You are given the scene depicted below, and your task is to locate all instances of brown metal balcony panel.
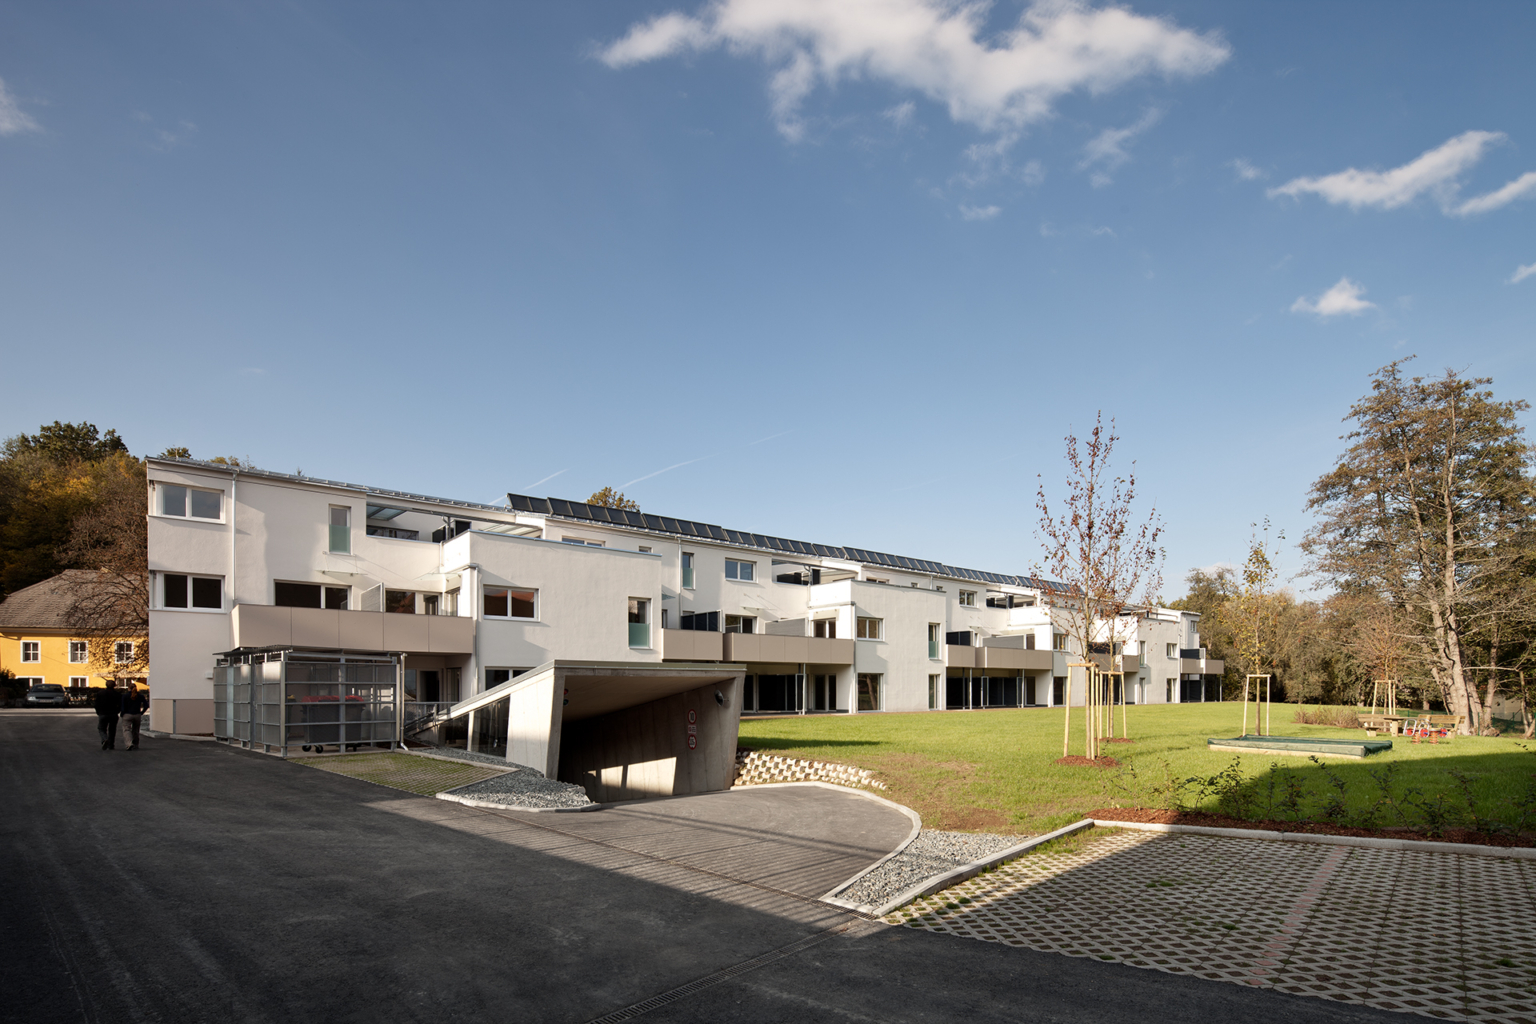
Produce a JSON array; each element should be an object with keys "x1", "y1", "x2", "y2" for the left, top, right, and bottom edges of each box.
[
  {"x1": 1181, "y1": 658, "x2": 1206, "y2": 674},
  {"x1": 230, "y1": 604, "x2": 470, "y2": 654},
  {"x1": 980, "y1": 647, "x2": 1054, "y2": 671},
  {"x1": 722, "y1": 632, "x2": 821, "y2": 664},
  {"x1": 805, "y1": 636, "x2": 854, "y2": 665},
  {"x1": 1204, "y1": 658, "x2": 1225, "y2": 674},
  {"x1": 427, "y1": 615, "x2": 475, "y2": 654},
  {"x1": 662, "y1": 628, "x2": 723, "y2": 662},
  {"x1": 946, "y1": 644, "x2": 976, "y2": 668}
]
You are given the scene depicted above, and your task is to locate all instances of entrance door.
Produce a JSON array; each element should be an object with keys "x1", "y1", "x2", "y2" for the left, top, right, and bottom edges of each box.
[{"x1": 419, "y1": 670, "x2": 441, "y2": 703}]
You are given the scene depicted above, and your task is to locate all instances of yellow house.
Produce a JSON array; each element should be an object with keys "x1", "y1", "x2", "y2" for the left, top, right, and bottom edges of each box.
[{"x1": 0, "y1": 571, "x2": 148, "y2": 697}]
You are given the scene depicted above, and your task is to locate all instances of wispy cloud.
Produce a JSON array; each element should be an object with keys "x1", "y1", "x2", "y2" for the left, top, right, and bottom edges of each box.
[
  {"x1": 619, "y1": 457, "x2": 708, "y2": 490},
  {"x1": 1079, "y1": 108, "x2": 1162, "y2": 185},
  {"x1": 1021, "y1": 159, "x2": 1045, "y2": 186},
  {"x1": 1229, "y1": 157, "x2": 1264, "y2": 181},
  {"x1": 1268, "y1": 130, "x2": 1536, "y2": 216},
  {"x1": 1291, "y1": 277, "x2": 1376, "y2": 317},
  {"x1": 959, "y1": 204, "x2": 1001, "y2": 221},
  {"x1": 598, "y1": 0, "x2": 1229, "y2": 143},
  {"x1": 747, "y1": 430, "x2": 792, "y2": 446},
  {"x1": 883, "y1": 101, "x2": 915, "y2": 129},
  {"x1": 526, "y1": 468, "x2": 568, "y2": 490},
  {"x1": 0, "y1": 76, "x2": 40, "y2": 135},
  {"x1": 1511, "y1": 262, "x2": 1536, "y2": 285},
  {"x1": 134, "y1": 111, "x2": 197, "y2": 151}
]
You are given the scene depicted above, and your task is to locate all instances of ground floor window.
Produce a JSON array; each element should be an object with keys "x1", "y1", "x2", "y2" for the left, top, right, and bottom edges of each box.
[
  {"x1": 856, "y1": 673, "x2": 882, "y2": 712},
  {"x1": 811, "y1": 674, "x2": 836, "y2": 711},
  {"x1": 928, "y1": 674, "x2": 939, "y2": 710},
  {"x1": 70, "y1": 675, "x2": 88, "y2": 687},
  {"x1": 1053, "y1": 676, "x2": 1066, "y2": 706}
]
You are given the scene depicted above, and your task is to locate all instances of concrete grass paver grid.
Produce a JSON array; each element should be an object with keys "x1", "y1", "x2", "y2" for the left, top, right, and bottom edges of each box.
[
  {"x1": 887, "y1": 830, "x2": 1536, "y2": 1023},
  {"x1": 293, "y1": 751, "x2": 509, "y2": 795}
]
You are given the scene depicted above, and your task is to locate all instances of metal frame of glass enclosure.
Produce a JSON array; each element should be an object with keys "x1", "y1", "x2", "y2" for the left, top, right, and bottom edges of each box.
[{"x1": 212, "y1": 647, "x2": 402, "y2": 757}]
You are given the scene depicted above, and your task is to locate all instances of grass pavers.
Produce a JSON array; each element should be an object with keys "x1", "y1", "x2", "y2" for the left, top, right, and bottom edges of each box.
[{"x1": 293, "y1": 751, "x2": 509, "y2": 796}]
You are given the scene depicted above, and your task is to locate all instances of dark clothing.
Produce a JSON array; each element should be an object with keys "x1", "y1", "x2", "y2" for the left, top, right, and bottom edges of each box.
[
  {"x1": 97, "y1": 714, "x2": 118, "y2": 749},
  {"x1": 121, "y1": 691, "x2": 149, "y2": 716},
  {"x1": 93, "y1": 688, "x2": 124, "y2": 716},
  {"x1": 120, "y1": 713, "x2": 142, "y2": 749}
]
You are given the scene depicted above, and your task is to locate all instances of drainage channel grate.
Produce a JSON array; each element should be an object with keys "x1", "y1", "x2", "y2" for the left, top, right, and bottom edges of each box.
[{"x1": 293, "y1": 752, "x2": 509, "y2": 796}]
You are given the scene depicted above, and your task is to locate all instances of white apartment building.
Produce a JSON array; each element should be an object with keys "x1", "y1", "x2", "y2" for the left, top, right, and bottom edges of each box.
[{"x1": 145, "y1": 457, "x2": 1222, "y2": 741}]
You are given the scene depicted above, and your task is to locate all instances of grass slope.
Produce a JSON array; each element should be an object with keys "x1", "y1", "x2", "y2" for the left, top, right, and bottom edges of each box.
[{"x1": 738, "y1": 703, "x2": 1536, "y2": 836}]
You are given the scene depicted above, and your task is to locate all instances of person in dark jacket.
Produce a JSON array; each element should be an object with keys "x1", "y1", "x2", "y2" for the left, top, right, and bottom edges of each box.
[
  {"x1": 120, "y1": 686, "x2": 149, "y2": 750},
  {"x1": 94, "y1": 680, "x2": 123, "y2": 750}
]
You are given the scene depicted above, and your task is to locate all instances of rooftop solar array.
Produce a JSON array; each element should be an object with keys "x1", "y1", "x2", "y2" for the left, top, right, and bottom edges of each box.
[{"x1": 504, "y1": 492, "x2": 1074, "y2": 595}]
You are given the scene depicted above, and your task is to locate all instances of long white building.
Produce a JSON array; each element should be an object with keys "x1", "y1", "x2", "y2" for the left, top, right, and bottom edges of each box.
[{"x1": 145, "y1": 457, "x2": 1223, "y2": 740}]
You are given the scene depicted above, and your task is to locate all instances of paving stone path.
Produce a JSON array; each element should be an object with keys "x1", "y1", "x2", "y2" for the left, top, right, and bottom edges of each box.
[{"x1": 888, "y1": 830, "x2": 1536, "y2": 1023}]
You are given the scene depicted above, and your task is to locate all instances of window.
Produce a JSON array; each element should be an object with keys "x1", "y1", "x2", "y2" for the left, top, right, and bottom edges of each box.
[
  {"x1": 1166, "y1": 679, "x2": 1175, "y2": 702},
  {"x1": 958, "y1": 590, "x2": 976, "y2": 606},
  {"x1": 856, "y1": 617, "x2": 882, "y2": 640},
  {"x1": 813, "y1": 618, "x2": 837, "y2": 639},
  {"x1": 638, "y1": 546, "x2": 651, "y2": 553},
  {"x1": 484, "y1": 587, "x2": 536, "y2": 619},
  {"x1": 857, "y1": 673, "x2": 882, "y2": 712},
  {"x1": 1054, "y1": 676, "x2": 1066, "y2": 705},
  {"x1": 724, "y1": 615, "x2": 756, "y2": 634},
  {"x1": 1053, "y1": 632, "x2": 1068, "y2": 652},
  {"x1": 21, "y1": 641, "x2": 39, "y2": 663},
  {"x1": 562, "y1": 537, "x2": 603, "y2": 547},
  {"x1": 274, "y1": 581, "x2": 349, "y2": 609},
  {"x1": 682, "y1": 552, "x2": 695, "y2": 589},
  {"x1": 928, "y1": 674, "x2": 940, "y2": 710},
  {"x1": 70, "y1": 676, "x2": 88, "y2": 688},
  {"x1": 385, "y1": 590, "x2": 416, "y2": 614},
  {"x1": 329, "y1": 506, "x2": 351, "y2": 554},
  {"x1": 725, "y1": 559, "x2": 755, "y2": 581},
  {"x1": 928, "y1": 624, "x2": 941, "y2": 659},
  {"x1": 115, "y1": 642, "x2": 135, "y2": 664},
  {"x1": 486, "y1": 669, "x2": 512, "y2": 689},
  {"x1": 423, "y1": 594, "x2": 439, "y2": 616},
  {"x1": 680, "y1": 610, "x2": 719, "y2": 632},
  {"x1": 1025, "y1": 633, "x2": 1036, "y2": 651},
  {"x1": 628, "y1": 598, "x2": 650, "y2": 648},
  {"x1": 660, "y1": 609, "x2": 668, "y2": 629},
  {"x1": 867, "y1": 577, "x2": 888, "y2": 585},
  {"x1": 1166, "y1": 643, "x2": 1177, "y2": 659},
  {"x1": 161, "y1": 484, "x2": 222, "y2": 520},
  {"x1": 162, "y1": 573, "x2": 223, "y2": 610},
  {"x1": 444, "y1": 589, "x2": 459, "y2": 616},
  {"x1": 69, "y1": 641, "x2": 87, "y2": 664}
]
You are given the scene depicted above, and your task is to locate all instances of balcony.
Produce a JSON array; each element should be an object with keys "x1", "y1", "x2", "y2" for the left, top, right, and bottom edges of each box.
[
  {"x1": 977, "y1": 646, "x2": 1054, "y2": 671},
  {"x1": 724, "y1": 633, "x2": 854, "y2": 665},
  {"x1": 661, "y1": 629, "x2": 724, "y2": 662},
  {"x1": 231, "y1": 604, "x2": 474, "y2": 654}
]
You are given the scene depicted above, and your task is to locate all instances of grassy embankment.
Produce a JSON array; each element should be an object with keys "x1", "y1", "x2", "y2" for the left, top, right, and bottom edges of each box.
[{"x1": 737, "y1": 703, "x2": 1535, "y2": 836}]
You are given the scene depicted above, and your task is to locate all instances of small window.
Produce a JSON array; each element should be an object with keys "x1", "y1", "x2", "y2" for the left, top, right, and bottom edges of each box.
[
  {"x1": 928, "y1": 624, "x2": 941, "y2": 659},
  {"x1": 628, "y1": 598, "x2": 650, "y2": 649},
  {"x1": 163, "y1": 573, "x2": 223, "y2": 610},
  {"x1": 70, "y1": 676, "x2": 88, "y2": 687},
  {"x1": 1167, "y1": 643, "x2": 1177, "y2": 659},
  {"x1": 958, "y1": 590, "x2": 976, "y2": 606},
  {"x1": 928, "y1": 674, "x2": 940, "y2": 710},
  {"x1": 682, "y1": 552, "x2": 695, "y2": 589},
  {"x1": 324, "y1": 586, "x2": 348, "y2": 610},
  {"x1": 725, "y1": 559, "x2": 755, "y2": 581},
  {"x1": 69, "y1": 641, "x2": 87, "y2": 663},
  {"x1": 484, "y1": 587, "x2": 536, "y2": 619},
  {"x1": 1026, "y1": 633, "x2": 1036, "y2": 650},
  {"x1": 856, "y1": 617, "x2": 882, "y2": 640},
  {"x1": 867, "y1": 577, "x2": 888, "y2": 585},
  {"x1": 638, "y1": 546, "x2": 652, "y2": 553},
  {"x1": 423, "y1": 594, "x2": 439, "y2": 616},
  {"x1": 329, "y1": 506, "x2": 351, "y2": 554},
  {"x1": 1053, "y1": 632, "x2": 1068, "y2": 652},
  {"x1": 21, "y1": 641, "x2": 40, "y2": 663},
  {"x1": 385, "y1": 590, "x2": 416, "y2": 614},
  {"x1": 486, "y1": 668, "x2": 511, "y2": 690},
  {"x1": 115, "y1": 642, "x2": 135, "y2": 664},
  {"x1": 1166, "y1": 679, "x2": 1175, "y2": 702},
  {"x1": 724, "y1": 615, "x2": 756, "y2": 634},
  {"x1": 161, "y1": 484, "x2": 222, "y2": 520},
  {"x1": 813, "y1": 619, "x2": 837, "y2": 639},
  {"x1": 563, "y1": 537, "x2": 603, "y2": 547},
  {"x1": 857, "y1": 673, "x2": 882, "y2": 711},
  {"x1": 443, "y1": 589, "x2": 459, "y2": 616}
]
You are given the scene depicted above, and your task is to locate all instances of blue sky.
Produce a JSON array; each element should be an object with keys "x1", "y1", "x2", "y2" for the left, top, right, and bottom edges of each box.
[{"x1": 2, "y1": 2, "x2": 1533, "y2": 596}]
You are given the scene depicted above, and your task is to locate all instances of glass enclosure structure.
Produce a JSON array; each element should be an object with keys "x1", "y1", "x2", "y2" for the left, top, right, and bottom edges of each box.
[{"x1": 213, "y1": 647, "x2": 401, "y2": 756}]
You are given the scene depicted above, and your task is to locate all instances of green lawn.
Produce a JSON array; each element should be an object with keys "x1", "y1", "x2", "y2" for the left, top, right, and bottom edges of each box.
[{"x1": 737, "y1": 703, "x2": 1536, "y2": 837}]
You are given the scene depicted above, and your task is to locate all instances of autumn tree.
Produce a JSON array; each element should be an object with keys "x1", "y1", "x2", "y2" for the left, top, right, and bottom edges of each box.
[
  {"x1": 1303, "y1": 360, "x2": 1536, "y2": 735},
  {"x1": 58, "y1": 457, "x2": 150, "y2": 675},
  {"x1": 1036, "y1": 413, "x2": 1163, "y2": 759},
  {"x1": 588, "y1": 487, "x2": 640, "y2": 511}
]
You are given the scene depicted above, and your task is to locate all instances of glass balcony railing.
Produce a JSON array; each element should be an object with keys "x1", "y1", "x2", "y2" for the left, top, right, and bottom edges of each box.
[
  {"x1": 628, "y1": 623, "x2": 650, "y2": 649},
  {"x1": 682, "y1": 566, "x2": 694, "y2": 589},
  {"x1": 928, "y1": 640, "x2": 940, "y2": 659},
  {"x1": 328, "y1": 524, "x2": 350, "y2": 554}
]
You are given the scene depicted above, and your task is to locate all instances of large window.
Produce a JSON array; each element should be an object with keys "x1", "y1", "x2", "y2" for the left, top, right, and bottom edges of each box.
[
  {"x1": 115, "y1": 642, "x2": 135, "y2": 665},
  {"x1": 628, "y1": 598, "x2": 650, "y2": 648},
  {"x1": 857, "y1": 673, "x2": 882, "y2": 712},
  {"x1": 958, "y1": 590, "x2": 976, "y2": 607},
  {"x1": 21, "y1": 641, "x2": 39, "y2": 663},
  {"x1": 813, "y1": 618, "x2": 837, "y2": 639},
  {"x1": 160, "y1": 484, "x2": 222, "y2": 521},
  {"x1": 725, "y1": 559, "x2": 754, "y2": 582},
  {"x1": 484, "y1": 587, "x2": 536, "y2": 619},
  {"x1": 274, "y1": 581, "x2": 349, "y2": 609},
  {"x1": 682, "y1": 552, "x2": 695, "y2": 589},
  {"x1": 928, "y1": 623, "x2": 941, "y2": 659},
  {"x1": 329, "y1": 506, "x2": 351, "y2": 554},
  {"x1": 69, "y1": 641, "x2": 87, "y2": 663},
  {"x1": 856, "y1": 616, "x2": 882, "y2": 640},
  {"x1": 163, "y1": 573, "x2": 223, "y2": 610},
  {"x1": 724, "y1": 615, "x2": 755, "y2": 634},
  {"x1": 385, "y1": 590, "x2": 416, "y2": 614}
]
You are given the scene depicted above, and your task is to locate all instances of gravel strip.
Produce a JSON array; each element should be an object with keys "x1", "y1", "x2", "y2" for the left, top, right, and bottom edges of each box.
[
  {"x1": 837, "y1": 830, "x2": 1025, "y2": 908},
  {"x1": 422, "y1": 747, "x2": 595, "y2": 809}
]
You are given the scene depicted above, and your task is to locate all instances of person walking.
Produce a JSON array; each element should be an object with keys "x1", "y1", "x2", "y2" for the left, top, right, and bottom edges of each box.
[
  {"x1": 94, "y1": 679, "x2": 123, "y2": 750},
  {"x1": 120, "y1": 685, "x2": 148, "y2": 750}
]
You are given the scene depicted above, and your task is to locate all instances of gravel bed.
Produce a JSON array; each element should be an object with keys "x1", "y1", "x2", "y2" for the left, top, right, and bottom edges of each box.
[
  {"x1": 420, "y1": 748, "x2": 594, "y2": 809},
  {"x1": 836, "y1": 830, "x2": 1025, "y2": 909}
]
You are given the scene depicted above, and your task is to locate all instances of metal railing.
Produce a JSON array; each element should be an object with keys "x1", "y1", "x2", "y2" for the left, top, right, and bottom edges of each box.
[{"x1": 403, "y1": 701, "x2": 457, "y2": 734}]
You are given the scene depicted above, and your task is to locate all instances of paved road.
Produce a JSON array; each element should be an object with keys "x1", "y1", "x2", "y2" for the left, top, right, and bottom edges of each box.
[{"x1": 2, "y1": 712, "x2": 1402, "y2": 1024}]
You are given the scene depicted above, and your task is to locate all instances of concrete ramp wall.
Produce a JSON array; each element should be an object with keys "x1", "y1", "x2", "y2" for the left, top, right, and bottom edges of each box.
[
  {"x1": 505, "y1": 667, "x2": 562, "y2": 778},
  {"x1": 558, "y1": 677, "x2": 743, "y2": 803}
]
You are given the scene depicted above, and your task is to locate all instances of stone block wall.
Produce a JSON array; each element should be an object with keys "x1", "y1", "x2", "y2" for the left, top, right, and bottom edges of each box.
[{"x1": 732, "y1": 749, "x2": 887, "y2": 791}]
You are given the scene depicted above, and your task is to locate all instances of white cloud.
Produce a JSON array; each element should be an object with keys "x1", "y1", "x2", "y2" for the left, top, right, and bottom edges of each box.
[
  {"x1": 1511, "y1": 262, "x2": 1536, "y2": 284},
  {"x1": 959, "y1": 204, "x2": 1001, "y2": 221},
  {"x1": 1021, "y1": 159, "x2": 1045, "y2": 186},
  {"x1": 1229, "y1": 157, "x2": 1264, "y2": 181},
  {"x1": 0, "y1": 76, "x2": 40, "y2": 135},
  {"x1": 1454, "y1": 170, "x2": 1536, "y2": 216},
  {"x1": 883, "y1": 100, "x2": 916, "y2": 128},
  {"x1": 599, "y1": 0, "x2": 1230, "y2": 142},
  {"x1": 1290, "y1": 277, "x2": 1376, "y2": 317},
  {"x1": 1080, "y1": 108, "x2": 1162, "y2": 181},
  {"x1": 1268, "y1": 130, "x2": 1508, "y2": 211}
]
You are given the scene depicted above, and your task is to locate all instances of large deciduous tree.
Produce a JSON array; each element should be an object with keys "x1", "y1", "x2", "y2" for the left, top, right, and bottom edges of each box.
[{"x1": 1303, "y1": 360, "x2": 1535, "y2": 735}]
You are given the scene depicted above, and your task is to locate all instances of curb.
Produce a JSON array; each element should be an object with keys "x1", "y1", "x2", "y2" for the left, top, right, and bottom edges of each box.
[
  {"x1": 142, "y1": 729, "x2": 215, "y2": 742},
  {"x1": 869, "y1": 819, "x2": 1097, "y2": 918},
  {"x1": 1091, "y1": 819, "x2": 1536, "y2": 860},
  {"x1": 435, "y1": 791, "x2": 601, "y2": 813}
]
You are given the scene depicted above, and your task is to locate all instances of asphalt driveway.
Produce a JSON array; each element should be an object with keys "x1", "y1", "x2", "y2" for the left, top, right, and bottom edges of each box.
[{"x1": 1, "y1": 711, "x2": 1403, "y2": 1024}]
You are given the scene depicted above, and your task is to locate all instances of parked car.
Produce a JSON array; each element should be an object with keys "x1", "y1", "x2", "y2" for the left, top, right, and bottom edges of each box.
[{"x1": 25, "y1": 683, "x2": 69, "y2": 708}]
